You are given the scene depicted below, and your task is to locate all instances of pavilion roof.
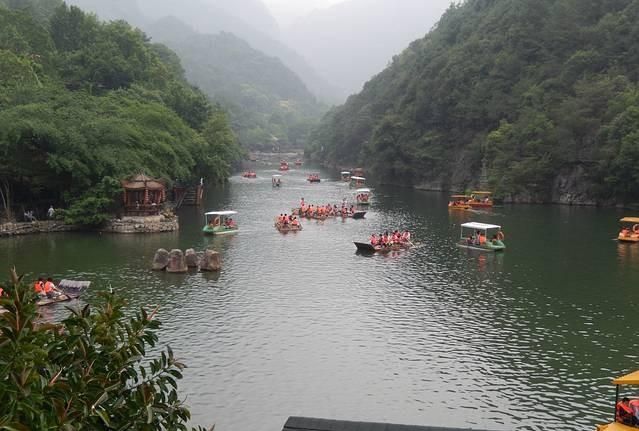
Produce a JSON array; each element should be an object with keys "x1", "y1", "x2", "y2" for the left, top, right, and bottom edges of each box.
[{"x1": 122, "y1": 174, "x2": 165, "y2": 190}]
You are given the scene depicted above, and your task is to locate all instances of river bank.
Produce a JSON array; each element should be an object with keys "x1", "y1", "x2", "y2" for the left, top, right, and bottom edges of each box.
[{"x1": 0, "y1": 215, "x2": 179, "y2": 237}]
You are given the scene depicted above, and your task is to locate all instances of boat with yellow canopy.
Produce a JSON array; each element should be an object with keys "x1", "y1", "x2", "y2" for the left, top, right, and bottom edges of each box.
[
  {"x1": 596, "y1": 370, "x2": 639, "y2": 430},
  {"x1": 618, "y1": 218, "x2": 639, "y2": 243},
  {"x1": 448, "y1": 195, "x2": 471, "y2": 210},
  {"x1": 469, "y1": 191, "x2": 494, "y2": 208}
]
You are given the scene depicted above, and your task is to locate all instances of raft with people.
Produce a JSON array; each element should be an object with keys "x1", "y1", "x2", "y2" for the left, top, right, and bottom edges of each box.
[
  {"x1": 618, "y1": 217, "x2": 639, "y2": 243},
  {"x1": 33, "y1": 278, "x2": 90, "y2": 306},
  {"x1": 242, "y1": 171, "x2": 257, "y2": 178},
  {"x1": 307, "y1": 174, "x2": 321, "y2": 183},
  {"x1": 355, "y1": 230, "x2": 414, "y2": 254},
  {"x1": 274, "y1": 214, "x2": 302, "y2": 233},
  {"x1": 293, "y1": 199, "x2": 366, "y2": 220},
  {"x1": 279, "y1": 160, "x2": 290, "y2": 171}
]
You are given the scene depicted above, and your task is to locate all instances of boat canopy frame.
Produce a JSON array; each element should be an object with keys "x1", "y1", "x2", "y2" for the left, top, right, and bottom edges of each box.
[
  {"x1": 460, "y1": 222, "x2": 501, "y2": 231},
  {"x1": 350, "y1": 176, "x2": 366, "y2": 181},
  {"x1": 356, "y1": 188, "x2": 371, "y2": 194},
  {"x1": 620, "y1": 217, "x2": 639, "y2": 224}
]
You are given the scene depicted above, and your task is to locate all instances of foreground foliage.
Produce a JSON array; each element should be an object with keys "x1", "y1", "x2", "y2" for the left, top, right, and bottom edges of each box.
[
  {"x1": 0, "y1": 268, "x2": 210, "y2": 430},
  {"x1": 0, "y1": 1, "x2": 242, "y2": 223},
  {"x1": 308, "y1": 0, "x2": 639, "y2": 204}
]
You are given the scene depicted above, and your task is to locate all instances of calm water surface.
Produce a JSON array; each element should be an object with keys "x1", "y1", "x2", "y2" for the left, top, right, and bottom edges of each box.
[{"x1": 2, "y1": 166, "x2": 639, "y2": 431}]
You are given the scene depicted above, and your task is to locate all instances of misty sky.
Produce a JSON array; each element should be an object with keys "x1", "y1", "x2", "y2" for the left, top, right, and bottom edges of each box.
[{"x1": 262, "y1": 0, "x2": 344, "y2": 27}]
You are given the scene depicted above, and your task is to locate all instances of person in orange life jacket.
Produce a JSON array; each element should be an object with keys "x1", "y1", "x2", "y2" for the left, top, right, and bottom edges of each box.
[
  {"x1": 44, "y1": 277, "x2": 61, "y2": 299},
  {"x1": 617, "y1": 397, "x2": 635, "y2": 425},
  {"x1": 34, "y1": 277, "x2": 45, "y2": 296}
]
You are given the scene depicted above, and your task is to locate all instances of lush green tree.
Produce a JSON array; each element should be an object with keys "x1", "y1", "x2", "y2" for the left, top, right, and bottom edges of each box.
[{"x1": 0, "y1": 268, "x2": 211, "y2": 430}]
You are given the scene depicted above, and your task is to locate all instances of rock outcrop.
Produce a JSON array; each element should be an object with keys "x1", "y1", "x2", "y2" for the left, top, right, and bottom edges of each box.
[
  {"x1": 166, "y1": 249, "x2": 188, "y2": 273},
  {"x1": 152, "y1": 248, "x2": 170, "y2": 271},
  {"x1": 200, "y1": 250, "x2": 222, "y2": 272},
  {"x1": 185, "y1": 248, "x2": 199, "y2": 268}
]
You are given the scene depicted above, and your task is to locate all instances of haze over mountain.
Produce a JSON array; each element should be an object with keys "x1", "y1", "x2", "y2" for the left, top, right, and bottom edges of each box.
[{"x1": 284, "y1": 0, "x2": 451, "y2": 99}]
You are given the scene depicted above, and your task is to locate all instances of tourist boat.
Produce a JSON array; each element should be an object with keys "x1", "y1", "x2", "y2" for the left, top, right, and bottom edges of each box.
[
  {"x1": 458, "y1": 222, "x2": 506, "y2": 252},
  {"x1": 202, "y1": 211, "x2": 239, "y2": 235},
  {"x1": 307, "y1": 174, "x2": 321, "y2": 183},
  {"x1": 274, "y1": 218, "x2": 302, "y2": 233},
  {"x1": 350, "y1": 176, "x2": 366, "y2": 188},
  {"x1": 341, "y1": 171, "x2": 351, "y2": 182},
  {"x1": 292, "y1": 208, "x2": 366, "y2": 220},
  {"x1": 242, "y1": 171, "x2": 257, "y2": 178},
  {"x1": 595, "y1": 370, "x2": 639, "y2": 431},
  {"x1": 448, "y1": 195, "x2": 471, "y2": 210},
  {"x1": 468, "y1": 191, "x2": 494, "y2": 208},
  {"x1": 279, "y1": 160, "x2": 290, "y2": 171},
  {"x1": 354, "y1": 241, "x2": 412, "y2": 254},
  {"x1": 618, "y1": 217, "x2": 639, "y2": 242},
  {"x1": 272, "y1": 174, "x2": 283, "y2": 187},
  {"x1": 356, "y1": 188, "x2": 372, "y2": 205},
  {"x1": 295, "y1": 159, "x2": 303, "y2": 166},
  {"x1": 36, "y1": 280, "x2": 90, "y2": 307}
]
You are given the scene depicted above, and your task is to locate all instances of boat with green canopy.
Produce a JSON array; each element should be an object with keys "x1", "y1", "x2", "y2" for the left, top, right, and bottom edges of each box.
[
  {"x1": 458, "y1": 222, "x2": 505, "y2": 252},
  {"x1": 202, "y1": 211, "x2": 239, "y2": 235}
]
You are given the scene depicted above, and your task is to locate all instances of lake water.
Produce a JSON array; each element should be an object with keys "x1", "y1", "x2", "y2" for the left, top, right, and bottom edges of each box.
[{"x1": 2, "y1": 166, "x2": 639, "y2": 431}]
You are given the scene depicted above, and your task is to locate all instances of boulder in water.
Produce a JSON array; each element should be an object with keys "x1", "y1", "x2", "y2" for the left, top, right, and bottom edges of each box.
[
  {"x1": 152, "y1": 248, "x2": 170, "y2": 271},
  {"x1": 185, "y1": 248, "x2": 198, "y2": 268},
  {"x1": 200, "y1": 249, "x2": 221, "y2": 272},
  {"x1": 166, "y1": 249, "x2": 188, "y2": 273}
]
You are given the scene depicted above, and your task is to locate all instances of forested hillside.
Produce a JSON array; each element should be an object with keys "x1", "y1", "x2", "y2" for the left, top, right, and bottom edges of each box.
[
  {"x1": 0, "y1": 1, "x2": 242, "y2": 224},
  {"x1": 145, "y1": 17, "x2": 324, "y2": 150},
  {"x1": 308, "y1": 0, "x2": 639, "y2": 205}
]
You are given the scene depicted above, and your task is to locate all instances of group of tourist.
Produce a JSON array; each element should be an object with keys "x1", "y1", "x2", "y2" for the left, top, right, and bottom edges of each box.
[
  {"x1": 356, "y1": 193, "x2": 369, "y2": 203},
  {"x1": 275, "y1": 214, "x2": 301, "y2": 228},
  {"x1": 307, "y1": 174, "x2": 321, "y2": 182},
  {"x1": 370, "y1": 231, "x2": 412, "y2": 248},
  {"x1": 463, "y1": 230, "x2": 504, "y2": 246},
  {"x1": 208, "y1": 217, "x2": 237, "y2": 229},
  {"x1": 33, "y1": 277, "x2": 62, "y2": 299},
  {"x1": 297, "y1": 198, "x2": 356, "y2": 218}
]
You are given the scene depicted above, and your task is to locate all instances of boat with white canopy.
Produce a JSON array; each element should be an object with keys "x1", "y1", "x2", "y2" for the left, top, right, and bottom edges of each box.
[
  {"x1": 458, "y1": 222, "x2": 505, "y2": 251},
  {"x1": 202, "y1": 211, "x2": 239, "y2": 235}
]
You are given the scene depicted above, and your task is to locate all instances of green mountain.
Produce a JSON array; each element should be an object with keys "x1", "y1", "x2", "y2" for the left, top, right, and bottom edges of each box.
[
  {"x1": 145, "y1": 17, "x2": 325, "y2": 150},
  {"x1": 308, "y1": 0, "x2": 639, "y2": 205},
  {"x1": 0, "y1": 1, "x2": 241, "y2": 224}
]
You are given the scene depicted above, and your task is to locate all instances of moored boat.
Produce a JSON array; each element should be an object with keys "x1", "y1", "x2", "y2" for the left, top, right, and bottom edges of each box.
[
  {"x1": 356, "y1": 188, "x2": 372, "y2": 205},
  {"x1": 595, "y1": 370, "x2": 639, "y2": 431},
  {"x1": 458, "y1": 222, "x2": 505, "y2": 251},
  {"x1": 202, "y1": 211, "x2": 239, "y2": 235},
  {"x1": 618, "y1": 217, "x2": 639, "y2": 242},
  {"x1": 468, "y1": 191, "x2": 494, "y2": 208}
]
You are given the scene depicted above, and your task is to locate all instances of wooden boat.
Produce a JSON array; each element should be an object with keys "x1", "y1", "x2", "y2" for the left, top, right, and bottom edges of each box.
[
  {"x1": 618, "y1": 217, "x2": 639, "y2": 242},
  {"x1": 448, "y1": 194, "x2": 471, "y2": 210},
  {"x1": 356, "y1": 188, "x2": 372, "y2": 205},
  {"x1": 36, "y1": 280, "x2": 90, "y2": 307},
  {"x1": 202, "y1": 211, "x2": 239, "y2": 235},
  {"x1": 279, "y1": 160, "x2": 290, "y2": 171},
  {"x1": 272, "y1": 174, "x2": 283, "y2": 187},
  {"x1": 458, "y1": 222, "x2": 505, "y2": 252},
  {"x1": 274, "y1": 218, "x2": 302, "y2": 233},
  {"x1": 307, "y1": 174, "x2": 321, "y2": 183},
  {"x1": 292, "y1": 208, "x2": 366, "y2": 219},
  {"x1": 596, "y1": 370, "x2": 639, "y2": 431},
  {"x1": 341, "y1": 171, "x2": 351, "y2": 182},
  {"x1": 354, "y1": 241, "x2": 412, "y2": 254},
  {"x1": 350, "y1": 176, "x2": 366, "y2": 188},
  {"x1": 468, "y1": 191, "x2": 494, "y2": 208},
  {"x1": 242, "y1": 171, "x2": 257, "y2": 178}
]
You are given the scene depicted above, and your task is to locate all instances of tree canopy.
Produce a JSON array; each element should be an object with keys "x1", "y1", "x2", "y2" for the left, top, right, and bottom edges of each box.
[
  {"x1": 308, "y1": 0, "x2": 639, "y2": 204},
  {"x1": 0, "y1": 2, "x2": 242, "y2": 223}
]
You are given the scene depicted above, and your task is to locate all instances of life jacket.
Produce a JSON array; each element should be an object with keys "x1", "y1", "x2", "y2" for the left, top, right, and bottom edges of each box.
[
  {"x1": 44, "y1": 281, "x2": 55, "y2": 293},
  {"x1": 34, "y1": 281, "x2": 44, "y2": 294}
]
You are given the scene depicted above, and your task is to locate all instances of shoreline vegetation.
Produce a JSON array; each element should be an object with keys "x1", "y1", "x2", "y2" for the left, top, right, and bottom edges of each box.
[
  {"x1": 0, "y1": 268, "x2": 211, "y2": 430},
  {"x1": 0, "y1": 1, "x2": 242, "y2": 227}
]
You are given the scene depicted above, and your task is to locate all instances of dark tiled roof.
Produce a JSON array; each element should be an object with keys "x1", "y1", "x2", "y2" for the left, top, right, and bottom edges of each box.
[{"x1": 283, "y1": 417, "x2": 502, "y2": 431}]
